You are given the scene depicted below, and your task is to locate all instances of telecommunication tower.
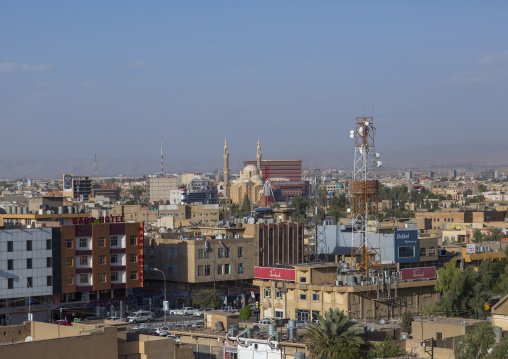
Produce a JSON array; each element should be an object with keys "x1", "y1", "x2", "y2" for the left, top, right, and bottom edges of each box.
[
  {"x1": 349, "y1": 117, "x2": 382, "y2": 272},
  {"x1": 309, "y1": 169, "x2": 327, "y2": 263},
  {"x1": 161, "y1": 141, "x2": 164, "y2": 176},
  {"x1": 94, "y1": 154, "x2": 99, "y2": 182},
  {"x1": 258, "y1": 166, "x2": 277, "y2": 208}
]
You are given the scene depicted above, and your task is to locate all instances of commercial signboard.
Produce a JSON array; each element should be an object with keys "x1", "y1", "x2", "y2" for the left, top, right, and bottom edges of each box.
[
  {"x1": 63, "y1": 174, "x2": 73, "y2": 193},
  {"x1": 466, "y1": 244, "x2": 476, "y2": 254},
  {"x1": 401, "y1": 266, "x2": 436, "y2": 281},
  {"x1": 394, "y1": 230, "x2": 419, "y2": 264},
  {"x1": 254, "y1": 267, "x2": 295, "y2": 281}
]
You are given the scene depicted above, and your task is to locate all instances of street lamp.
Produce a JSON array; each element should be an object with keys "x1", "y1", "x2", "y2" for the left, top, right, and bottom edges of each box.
[
  {"x1": 18, "y1": 276, "x2": 32, "y2": 321},
  {"x1": 153, "y1": 268, "x2": 167, "y2": 324}
]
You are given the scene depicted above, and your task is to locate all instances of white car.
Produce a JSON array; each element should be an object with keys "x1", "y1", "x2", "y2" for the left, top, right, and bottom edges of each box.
[
  {"x1": 154, "y1": 328, "x2": 169, "y2": 336},
  {"x1": 194, "y1": 307, "x2": 214, "y2": 317},
  {"x1": 169, "y1": 308, "x2": 183, "y2": 315},
  {"x1": 127, "y1": 310, "x2": 155, "y2": 324},
  {"x1": 256, "y1": 318, "x2": 274, "y2": 325},
  {"x1": 182, "y1": 307, "x2": 198, "y2": 316},
  {"x1": 167, "y1": 334, "x2": 180, "y2": 343}
]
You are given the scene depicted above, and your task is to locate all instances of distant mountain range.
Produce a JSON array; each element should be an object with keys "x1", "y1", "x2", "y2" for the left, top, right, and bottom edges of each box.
[{"x1": 1, "y1": 141, "x2": 507, "y2": 179}]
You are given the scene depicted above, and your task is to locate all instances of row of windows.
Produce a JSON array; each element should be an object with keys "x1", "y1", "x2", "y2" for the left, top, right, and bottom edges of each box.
[
  {"x1": 5, "y1": 257, "x2": 52, "y2": 270},
  {"x1": 197, "y1": 247, "x2": 244, "y2": 259},
  {"x1": 7, "y1": 276, "x2": 52, "y2": 289},
  {"x1": 65, "y1": 270, "x2": 138, "y2": 285},
  {"x1": 197, "y1": 263, "x2": 244, "y2": 276},
  {"x1": 420, "y1": 247, "x2": 436, "y2": 256},
  {"x1": 6, "y1": 239, "x2": 52, "y2": 252},
  {"x1": 263, "y1": 289, "x2": 319, "y2": 301},
  {"x1": 66, "y1": 254, "x2": 138, "y2": 267},
  {"x1": 64, "y1": 235, "x2": 137, "y2": 249}
]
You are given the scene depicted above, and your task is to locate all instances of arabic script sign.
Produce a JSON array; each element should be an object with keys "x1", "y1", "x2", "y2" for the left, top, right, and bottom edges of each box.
[
  {"x1": 401, "y1": 266, "x2": 436, "y2": 281},
  {"x1": 254, "y1": 267, "x2": 295, "y2": 281}
]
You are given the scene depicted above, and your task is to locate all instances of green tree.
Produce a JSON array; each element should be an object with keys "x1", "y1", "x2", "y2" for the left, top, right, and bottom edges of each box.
[
  {"x1": 463, "y1": 189, "x2": 473, "y2": 197},
  {"x1": 302, "y1": 308, "x2": 365, "y2": 359},
  {"x1": 239, "y1": 305, "x2": 252, "y2": 321},
  {"x1": 435, "y1": 259, "x2": 460, "y2": 294},
  {"x1": 241, "y1": 194, "x2": 251, "y2": 213},
  {"x1": 367, "y1": 337, "x2": 406, "y2": 359},
  {"x1": 401, "y1": 311, "x2": 413, "y2": 334},
  {"x1": 129, "y1": 185, "x2": 146, "y2": 203},
  {"x1": 478, "y1": 184, "x2": 487, "y2": 193},
  {"x1": 473, "y1": 229, "x2": 484, "y2": 243},
  {"x1": 485, "y1": 227, "x2": 503, "y2": 242},
  {"x1": 289, "y1": 195, "x2": 309, "y2": 223},
  {"x1": 192, "y1": 289, "x2": 222, "y2": 309},
  {"x1": 454, "y1": 322, "x2": 495, "y2": 359}
]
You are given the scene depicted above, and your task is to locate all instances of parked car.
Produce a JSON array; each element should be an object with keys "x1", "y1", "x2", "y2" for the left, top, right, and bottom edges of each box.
[
  {"x1": 256, "y1": 318, "x2": 274, "y2": 325},
  {"x1": 106, "y1": 316, "x2": 126, "y2": 322},
  {"x1": 222, "y1": 306, "x2": 235, "y2": 313},
  {"x1": 169, "y1": 308, "x2": 183, "y2": 315},
  {"x1": 194, "y1": 307, "x2": 214, "y2": 317},
  {"x1": 167, "y1": 334, "x2": 181, "y2": 344},
  {"x1": 295, "y1": 320, "x2": 308, "y2": 327},
  {"x1": 56, "y1": 319, "x2": 72, "y2": 326},
  {"x1": 127, "y1": 310, "x2": 155, "y2": 324},
  {"x1": 154, "y1": 328, "x2": 169, "y2": 336},
  {"x1": 182, "y1": 307, "x2": 198, "y2": 316}
]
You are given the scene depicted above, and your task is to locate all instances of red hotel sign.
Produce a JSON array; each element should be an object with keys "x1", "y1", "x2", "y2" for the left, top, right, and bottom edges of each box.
[
  {"x1": 255, "y1": 267, "x2": 295, "y2": 281},
  {"x1": 72, "y1": 216, "x2": 124, "y2": 225},
  {"x1": 401, "y1": 266, "x2": 436, "y2": 281}
]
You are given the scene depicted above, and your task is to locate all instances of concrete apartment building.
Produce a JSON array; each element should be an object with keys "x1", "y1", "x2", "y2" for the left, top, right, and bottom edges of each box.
[
  {"x1": 158, "y1": 203, "x2": 220, "y2": 227},
  {"x1": 253, "y1": 264, "x2": 439, "y2": 322},
  {"x1": 147, "y1": 175, "x2": 179, "y2": 202},
  {"x1": 415, "y1": 209, "x2": 507, "y2": 231}
]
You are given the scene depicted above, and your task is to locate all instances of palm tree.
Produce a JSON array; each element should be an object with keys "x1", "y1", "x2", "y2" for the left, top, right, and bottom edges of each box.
[{"x1": 302, "y1": 308, "x2": 365, "y2": 359}]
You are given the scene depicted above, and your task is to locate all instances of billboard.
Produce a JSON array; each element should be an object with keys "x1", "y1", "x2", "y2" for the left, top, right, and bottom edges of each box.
[
  {"x1": 401, "y1": 266, "x2": 436, "y2": 281},
  {"x1": 254, "y1": 267, "x2": 295, "y2": 281},
  {"x1": 394, "y1": 230, "x2": 419, "y2": 264},
  {"x1": 63, "y1": 174, "x2": 73, "y2": 193},
  {"x1": 466, "y1": 244, "x2": 476, "y2": 254}
]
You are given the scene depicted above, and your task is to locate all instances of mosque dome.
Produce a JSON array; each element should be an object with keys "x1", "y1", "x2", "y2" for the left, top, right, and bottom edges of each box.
[
  {"x1": 336, "y1": 182, "x2": 344, "y2": 189},
  {"x1": 243, "y1": 164, "x2": 259, "y2": 174}
]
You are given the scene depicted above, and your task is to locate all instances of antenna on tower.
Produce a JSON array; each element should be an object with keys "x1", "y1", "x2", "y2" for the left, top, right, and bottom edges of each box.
[
  {"x1": 94, "y1": 154, "x2": 99, "y2": 182},
  {"x1": 349, "y1": 116, "x2": 382, "y2": 272},
  {"x1": 258, "y1": 166, "x2": 277, "y2": 208},
  {"x1": 309, "y1": 169, "x2": 327, "y2": 263},
  {"x1": 161, "y1": 141, "x2": 164, "y2": 176}
]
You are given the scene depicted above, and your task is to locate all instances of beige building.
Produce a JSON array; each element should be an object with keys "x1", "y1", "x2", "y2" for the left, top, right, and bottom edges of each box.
[
  {"x1": 0, "y1": 320, "x2": 193, "y2": 359},
  {"x1": 158, "y1": 204, "x2": 220, "y2": 227},
  {"x1": 253, "y1": 264, "x2": 439, "y2": 322},
  {"x1": 147, "y1": 176, "x2": 179, "y2": 202},
  {"x1": 492, "y1": 293, "x2": 508, "y2": 331}
]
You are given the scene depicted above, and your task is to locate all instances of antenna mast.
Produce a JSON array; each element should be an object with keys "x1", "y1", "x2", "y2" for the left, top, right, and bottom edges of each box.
[
  {"x1": 349, "y1": 117, "x2": 382, "y2": 272},
  {"x1": 309, "y1": 169, "x2": 327, "y2": 263},
  {"x1": 94, "y1": 154, "x2": 99, "y2": 182},
  {"x1": 161, "y1": 141, "x2": 164, "y2": 176}
]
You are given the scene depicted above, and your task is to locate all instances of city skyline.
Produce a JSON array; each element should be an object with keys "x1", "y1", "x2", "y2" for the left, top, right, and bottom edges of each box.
[{"x1": 1, "y1": 2, "x2": 508, "y2": 177}]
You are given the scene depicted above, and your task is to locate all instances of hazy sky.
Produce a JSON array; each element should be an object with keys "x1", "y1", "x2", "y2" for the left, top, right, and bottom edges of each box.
[{"x1": 1, "y1": 1, "x2": 507, "y2": 166}]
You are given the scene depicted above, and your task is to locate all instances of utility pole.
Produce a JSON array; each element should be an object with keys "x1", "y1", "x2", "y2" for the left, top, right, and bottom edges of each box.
[{"x1": 153, "y1": 268, "x2": 167, "y2": 324}]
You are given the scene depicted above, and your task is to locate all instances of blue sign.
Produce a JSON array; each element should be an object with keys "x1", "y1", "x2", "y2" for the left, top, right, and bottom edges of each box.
[{"x1": 394, "y1": 230, "x2": 418, "y2": 263}]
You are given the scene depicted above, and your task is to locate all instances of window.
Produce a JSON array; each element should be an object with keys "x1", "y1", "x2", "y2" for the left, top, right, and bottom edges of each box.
[
  {"x1": 225, "y1": 248, "x2": 230, "y2": 258},
  {"x1": 130, "y1": 235, "x2": 137, "y2": 245},
  {"x1": 111, "y1": 254, "x2": 118, "y2": 264},
  {"x1": 46, "y1": 239, "x2": 52, "y2": 250},
  {"x1": 167, "y1": 265, "x2": 173, "y2": 275},
  {"x1": 98, "y1": 237, "x2": 105, "y2": 247},
  {"x1": 217, "y1": 264, "x2": 223, "y2": 275},
  {"x1": 204, "y1": 250, "x2": 210, "y2": 259},
  {"x1": 312, "y1": 294, "x2": 319, "y2": 301},
  {"x1": 429, "y1": 247, "x2": 436, "y2": 256},
  {"x1": 80, "y1": 274, "x2": 88, "y2": 284},
  {"x1": 130, "y1": 271, "x2": 138, "y2": 280},
  {"x1": 198, "y1": 265, "x2": 204, "y2": 276},
  {"x1": 80, "y1": 256, "x2": 88, "y2": 266},
  {"x1": 265, "y1": 289, "x2": 271, "y2": 298},
  {"x1": 65, "y1": 239, "x2": 73, "y2": 249},
  {"x1": 8, "y1": 278, "x2": 13, "y2": 289},
  {"x1": 436, "y1": 332, "x2": 442, "y2": 340},
  {"x1": 275, "y1": 310, "x2": 284, "y2": 319},
  {"x1": 398, "y1": 246, "x2": 415, "y2": 258},
  {"x1": 47, "y1": 276, "x2": 53, "y2": 286},
  {"x1": 7, "y1": 241, "x2": 13, "y2": 252},
  {"x1": 27, "y1": 258, "x2": 32, "y2": 269},
  {"x1": 300, "y1": 277, "x2": 307, "y2": 283},
  {"x1": 204, "y1": 265, "x2": 211, "y2": 276},
  {"x1": 224, "y1": 263, "x2": 231, "y2": 274},
  {"x1": 27, "y1": 277, "x2": 32, "y2": 288},
  {"x1": 27, "y1": 240, "x2": 32, "y2": 251},
  {"x1": 66, "y1": 257, "x2": 73, "y2": 267},
  {"x1": 238, "y1": 247, "x2": 243, "y2": 257},
  {"x1": 420, "y1": 248, "x2": 426, "y2": 256},
  {"x1": 238, "y1": 263, "x2": 244, "y2": 274},
  {"x1": 130, "y1": 254, "x2": 137, "y2": 263},
  {"x1": 99, "y1": 255, "x2": 106, "y2": 265},
  {"x1": 7, "y1": 259, "x2": 13, "y2": 270},
  {"x1": 79, "y1": 238, "x2": 87, "y2": 248},
  {"x1": 66, "y1": 275, "x2": 74, "y2": 285},
  {"x1": 110, "y1": 236, "x2": 118, "y2": 246},
  {"x1": 198, "y1": 249, "x2": 204, "y2": 259},
  {"x1": 218, "y1": 248, "x2": 224, "y2": 258},
  {"x1": 47, "y1": 257, "x2": 52, "y2": 268},
  {"x1": 276, "y1": 291, "x2": 282, "y2": 299},
  {"x1": 98, "y1": 273, "x2": 106, "y2": 283},
  {"x1": 172, "y1": 265, "x2": 179, "y2": 275},
  {"x1": 300, "y1": 294, "x2": 307, "y2": 300},
  {"x1": 111, "y1": 272, "x2": 118, "y2": 282}
]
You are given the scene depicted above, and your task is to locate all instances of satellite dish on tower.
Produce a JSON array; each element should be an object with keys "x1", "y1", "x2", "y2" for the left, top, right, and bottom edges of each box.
[
  {"x1": 159, "y1": 228, "x2": 165, "y2": 233},
  {"x1": 25, "y1": 336, "x2": 33, "y2": 342}
]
